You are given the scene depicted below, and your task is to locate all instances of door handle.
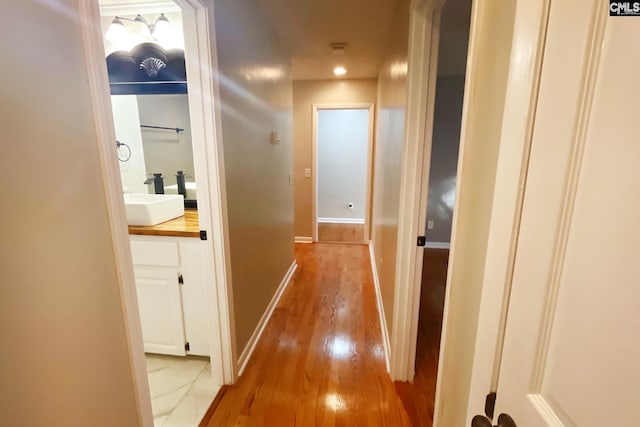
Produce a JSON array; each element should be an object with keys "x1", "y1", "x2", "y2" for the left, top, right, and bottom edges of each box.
[
  {"x1": 497, "y1": 414, "x2": 517, "y2": 427},
  {"x1": 471, "y1": 413, "x2": 517, "y2": 427}
]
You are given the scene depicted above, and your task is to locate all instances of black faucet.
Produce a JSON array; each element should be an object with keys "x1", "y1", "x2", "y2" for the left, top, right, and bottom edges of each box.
[
  {"x1": 144, "y1": 173, "x2": 165, "y2": 194},
  {"x1": 176, "y1": 170, "x2": 192, "y2": 199}
]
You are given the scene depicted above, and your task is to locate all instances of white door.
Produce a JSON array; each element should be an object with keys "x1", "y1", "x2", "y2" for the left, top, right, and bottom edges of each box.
[
  {"x1": 491, "y1": 1, "x2": 640, "y2": 425},
  {"x1": 134, "y1": 267, "x2": 187, "y2": 356}
]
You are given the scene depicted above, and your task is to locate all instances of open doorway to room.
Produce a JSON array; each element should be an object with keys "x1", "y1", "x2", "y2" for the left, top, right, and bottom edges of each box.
[
  {"x1": 313, "y1": 105, "x2": 374, "y2": 244},
  {"x1": 395, "y1": 0, "x2": 472, "y2": 423},
  {"x1": 95, "y1": 1, "x2": 229, "y2": 425}
]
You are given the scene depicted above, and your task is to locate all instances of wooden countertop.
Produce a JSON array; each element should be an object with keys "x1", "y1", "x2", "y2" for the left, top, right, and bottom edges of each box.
[{"x1": 128, "y1": 209, "x2": 200, "y2": 238}]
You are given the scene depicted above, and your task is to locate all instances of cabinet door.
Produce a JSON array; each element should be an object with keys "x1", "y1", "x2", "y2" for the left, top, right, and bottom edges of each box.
[
  {"x1": 134, "y1": 267, "x2": 186, "y2": 356},
  {"x1": 179, "y1": 240, "x2": 210, "y2": 356}
]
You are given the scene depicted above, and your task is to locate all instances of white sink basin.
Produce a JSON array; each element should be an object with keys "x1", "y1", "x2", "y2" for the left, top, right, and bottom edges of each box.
[
  {"x1": 123, "y1": 193, "x2": 184, "y2": 226},
  {"x1": 165, "y1": 182, "x2": 197, "y2": 200}
]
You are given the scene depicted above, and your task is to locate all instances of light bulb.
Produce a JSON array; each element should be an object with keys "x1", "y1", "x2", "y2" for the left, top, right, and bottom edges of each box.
[
  {"x1": 152, "y1": 13, "x2": 174, "y2": 47},
  {"x1": 130, "y1": 14, "x2": 152, "y2": 44},
  {"x1": 105, "y1": 17, "x2": 129, "y2": 46}
]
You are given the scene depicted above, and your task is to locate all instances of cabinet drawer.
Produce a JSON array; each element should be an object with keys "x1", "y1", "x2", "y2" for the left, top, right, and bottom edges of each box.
[{"x1": 130, "y1": 239, "x2": 180, "y2": 267}]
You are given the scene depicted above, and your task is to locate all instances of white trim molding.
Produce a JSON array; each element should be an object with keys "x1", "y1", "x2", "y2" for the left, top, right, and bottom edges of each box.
[
  {"x1": 317, "y1": 217, "x2": 366, "y2": 224},
  {"x1": 77, "y1": 2, "x2": 154, "y2": 425},
  {"x1": 294, "y1": 236, "x2": 313, "y2": 244},
  {"x1": 175, "y1": 0, "x2": 237, "y2": 385},
  {"x1": 237, "y1": 261, "x2": 298, "y2": 376},
  {"x1": 99, "y1": 2, "x2": 180, "y2": 15},
  {"x1": 369, "y1": 242, "x2": 391, "y2": 372},
  {"x1": 426, "y1": 241, "x2": 451, "y2": 249}
]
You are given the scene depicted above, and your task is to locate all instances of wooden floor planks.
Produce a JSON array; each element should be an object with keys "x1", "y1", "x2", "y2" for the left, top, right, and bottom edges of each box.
[
  {"x1": 395, "y1": 249, "x2": 449, "y2": 426},
  {"x1": 206, "y1": 243, "x2": 413, "y2": 426}
]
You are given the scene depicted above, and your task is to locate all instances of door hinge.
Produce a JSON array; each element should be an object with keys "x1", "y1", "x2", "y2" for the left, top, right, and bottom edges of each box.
[
  {"x1": 417, "y1": 236, "x2": 426, "y2": 247},
  {"x1": 200, "y1": 230, "x2": 207, "y2": 240},
  {"x1": 485, "y1": 392, "x2": 497, "y2": 419},
  {"x1": 178, "y1": 273, "x2": 184, "y2": 285},
  {"x1": 184, "y1": 342, "x2": 190, "y2": 352}
]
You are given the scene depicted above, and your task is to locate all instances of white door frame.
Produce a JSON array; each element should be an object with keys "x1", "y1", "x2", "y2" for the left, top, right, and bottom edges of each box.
[
  {"x1": 391, "y1": 0, "x2": 445, "y2": 381},
  {"x1": 78, "y1": 1, "x2": 236, "y2": 425},
  {"x1": 462, "y1": 0, "x2": 550, "y2": 424},
  {"x1": 393, "y1": 0, "x2": 552, "y2": 425},
  {"x1": 311, "y1": 103, "x2": 375, "y2": 243}
]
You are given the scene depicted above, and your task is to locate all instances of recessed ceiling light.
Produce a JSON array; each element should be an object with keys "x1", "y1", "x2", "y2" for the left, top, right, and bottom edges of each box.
[{"x1": 333, "y1": 66, "x2": 347, "y2": 76}]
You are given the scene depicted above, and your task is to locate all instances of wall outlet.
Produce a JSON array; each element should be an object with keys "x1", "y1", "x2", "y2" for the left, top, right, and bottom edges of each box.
[
  {"x1": 304, "y1": 168, "x2": 311, "y2": 178},
  {"x1": 427, "y1": 220, "x2": 434, "y2": 230}
]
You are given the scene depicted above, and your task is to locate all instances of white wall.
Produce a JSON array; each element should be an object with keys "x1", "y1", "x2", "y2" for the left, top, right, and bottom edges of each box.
[
  {"x1": 212, "y1": 0, "x2": 295, "y2": 355},
  {"x1": 425, "y1": 77, "x2": 465, "y2": 243},
  {"x1": 317, "y1": 109, "x2": 369, "y2": 221},
  {"x1": 111, "y1": 95, "x2": 148, "y2": 194},
  {"x1": 1, "y1": 1, "x2": 140, "y2": 425},
  {"x1": 137, "y1": 94, "x2": 195, "y2": 186}
]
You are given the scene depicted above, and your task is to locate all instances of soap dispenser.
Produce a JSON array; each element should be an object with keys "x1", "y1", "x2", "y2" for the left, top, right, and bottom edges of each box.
[{"x1": 144, "y1": 173, "x2": 165, "y2": 194}]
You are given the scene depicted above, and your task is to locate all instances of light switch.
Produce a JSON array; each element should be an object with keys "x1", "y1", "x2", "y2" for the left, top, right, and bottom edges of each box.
[
  {"x1": 304, "y1": 168, "x2": 311, "y2": 178},
  {"x1": 270, "y1": 131, "x2": 280, "y2": 144},
  {"x1": 427, "y1": 220, "x2": 434, "y2": 230}
]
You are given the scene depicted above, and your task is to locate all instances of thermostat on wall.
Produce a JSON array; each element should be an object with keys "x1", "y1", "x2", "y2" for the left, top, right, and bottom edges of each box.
[{"x1": 270, "y1": 131, "x2": 280, "y2": 144}]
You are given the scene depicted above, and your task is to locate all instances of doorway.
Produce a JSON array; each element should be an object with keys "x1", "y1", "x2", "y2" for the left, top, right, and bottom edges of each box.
[
  {"x1": 99, "y1": 2, "x2": 217, "y2": 425},
  {"x1": 312, "y1": 104, "x2": 374, "y2": 244},
  {"x1": 82, "y1": 0, "x2": 235, "y2": 425},
  {"x1": 394, "y1": 0, "x2": 472, "y2": 424}
]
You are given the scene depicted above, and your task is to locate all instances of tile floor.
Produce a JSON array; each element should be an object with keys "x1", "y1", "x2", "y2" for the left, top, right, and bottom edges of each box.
[{"x1": 145, "y1": 354, "x2": 218, "y2": 427}]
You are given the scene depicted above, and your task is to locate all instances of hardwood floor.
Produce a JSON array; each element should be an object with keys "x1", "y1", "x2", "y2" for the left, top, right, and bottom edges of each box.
[
  {"x1": 206, "y1": 243, "x2": 411, "y2": 426},
  {"x1": 317, "y1": 223, "x2": 365, "y2": 243},
  {"x1": 395, "y1": 249, "x2": 449, "y2": 427}
]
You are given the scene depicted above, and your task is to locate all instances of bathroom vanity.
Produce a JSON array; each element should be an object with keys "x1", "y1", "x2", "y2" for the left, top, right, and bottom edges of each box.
[{"x1": 128, "y1": 210, "x2": 209, "y2": 357}]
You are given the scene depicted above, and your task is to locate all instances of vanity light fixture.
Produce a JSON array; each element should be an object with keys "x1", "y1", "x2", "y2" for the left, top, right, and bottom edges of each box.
[
  {"x1": 105, "y1": 13, "x2": 174, "y2": 48},
  {"x1": 333, "y1": 66, "x2": 347, "y2": 76}
]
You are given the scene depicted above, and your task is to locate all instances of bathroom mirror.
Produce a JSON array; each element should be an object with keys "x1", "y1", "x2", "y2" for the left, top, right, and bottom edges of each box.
[{"x1": 111, "y1": 93, "x2": 198, "y2": 207}]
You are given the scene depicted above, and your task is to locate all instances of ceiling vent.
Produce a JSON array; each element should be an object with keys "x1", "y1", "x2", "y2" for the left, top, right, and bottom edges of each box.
[{"x1": 330, "y1": 42, "x2": 349, "y2": 55}]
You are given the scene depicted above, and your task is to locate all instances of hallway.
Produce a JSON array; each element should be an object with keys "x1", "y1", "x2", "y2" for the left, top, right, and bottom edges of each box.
[{"x1": 205, "y1": 243, "x2": 412, "y2": 426}]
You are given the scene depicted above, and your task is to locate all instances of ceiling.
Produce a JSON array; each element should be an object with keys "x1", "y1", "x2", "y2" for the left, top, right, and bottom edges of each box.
[
  {"x1": 100, "y1": 0, "x2": 472, "y2": 80},
  {"x1": 257, "y1": 0, "x2": 472, "y2": 80},
  {"x1": 257, "y1": 0, "x2": 401, "y2": 80}
]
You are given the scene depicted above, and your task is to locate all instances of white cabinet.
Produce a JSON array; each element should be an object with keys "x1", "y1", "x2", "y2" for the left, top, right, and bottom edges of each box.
[
  {"x1": 133, "y1": 266, "x2": 186, "y2": 356},
  {"x1": 129, "y1": 235, "x2": 209, "y2": 357}
]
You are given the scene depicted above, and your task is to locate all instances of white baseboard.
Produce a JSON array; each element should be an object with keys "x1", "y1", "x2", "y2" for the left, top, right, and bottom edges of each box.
[
  {"x1": 368, "y1": 241, "x2": 391, "y2": 373},
  {"x1": 317, "y1": 217, "x2": 365, "y2": 224},
  {"x1": 237, "y1": 260, "x2": 298, "y2": 376},
  {"x1": 426, "y1": 241, "x2": 451, "y2": 249},
  {"x1": 295, "y1": 236, "x2": 313, "y2": 243}
]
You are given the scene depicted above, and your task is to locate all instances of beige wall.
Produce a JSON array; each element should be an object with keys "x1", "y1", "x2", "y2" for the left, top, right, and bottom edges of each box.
[
  {"x1": 371, "y1": 0, "x2": 411, "y2": 330},
  {"x1": 0, "y1": 2, "x2": 139, "y2": 425},
  {"x1": 213, "y1": 0, "x2": 295, "y2": 355},
  {"x1": 435, "y1": 0, "x2": 516, "y2": 425},
  {"x1": 292, "y1": 79, "x2": 378, "y2": 237}
]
